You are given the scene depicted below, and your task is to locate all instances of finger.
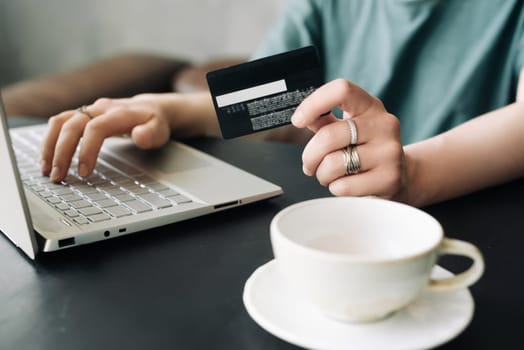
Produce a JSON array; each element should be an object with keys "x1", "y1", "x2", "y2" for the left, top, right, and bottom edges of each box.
[
  {"x1": 50, "y1": 111, "x2": 90, "y2": 182},
  {"x1": 131, "y1": 113, "x2": 170, "y2": 149},
  {"x1": 301, "y1": 118, "x2": 363, "y2": 176},
  {"x1": 314, "y1": 142, "x2": 402, "y2": 186},
  {"x1": 291, "y1": 79, "x2": 376, "y2": 128},
  {"x1": 40, "y1": 110, "x2": 75, "y2": 175},
  {"x1": 315, "y1": 145, "x2": 368, "y2": 186},
  {"x1": 328, "y1": 165, "x2": 403, "y2": 200},
  {"x1": 303, "y1": 111, "x2": 402, "y2": 176},
  {"x1": 77, "y1": 107, "x2": 160, "y2": 176},
  {"x1": 303, "y1": 112, "x2": 338, "y2": 133}
]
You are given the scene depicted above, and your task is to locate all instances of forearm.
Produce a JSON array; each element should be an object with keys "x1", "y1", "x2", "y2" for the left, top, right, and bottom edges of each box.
[
  {"x1": 405, "y1": 101, "x2": 524, "y2": 207},
  {"x1": 153, "y1": 91, "x2": 220, "y2": 138}
]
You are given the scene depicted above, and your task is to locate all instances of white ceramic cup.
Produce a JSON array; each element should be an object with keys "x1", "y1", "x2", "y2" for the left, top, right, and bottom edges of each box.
[{"x1": 270, "y1": 197, "x2": 484, "y2": 323}]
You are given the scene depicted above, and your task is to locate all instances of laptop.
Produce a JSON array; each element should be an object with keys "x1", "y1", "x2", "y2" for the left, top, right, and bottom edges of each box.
[{"x1": 0, "y1": 94, "x2": 283, "y2": 259}]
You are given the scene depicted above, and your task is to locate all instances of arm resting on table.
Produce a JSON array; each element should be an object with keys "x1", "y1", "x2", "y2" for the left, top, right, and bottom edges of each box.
[{"x1": 1, "y1": 53, "x2": 190, "y2": 118}]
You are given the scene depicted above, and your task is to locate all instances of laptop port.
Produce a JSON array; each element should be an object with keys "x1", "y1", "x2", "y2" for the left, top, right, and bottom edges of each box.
[
  {"x1": 214, "y1": 200, "x2": 240, "y2": 210},
  {"x1": 58, "y1": 237, "x2": 75, "y2": 248}
]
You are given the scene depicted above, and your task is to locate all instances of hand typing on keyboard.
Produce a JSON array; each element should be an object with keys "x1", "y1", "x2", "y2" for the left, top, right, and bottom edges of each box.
[
  {"x1": 15, "y1": 130, "x2": 192, "y2": 224},
  {"x1": 39, "y1": 92, "x2": 218, "y2": 183}
]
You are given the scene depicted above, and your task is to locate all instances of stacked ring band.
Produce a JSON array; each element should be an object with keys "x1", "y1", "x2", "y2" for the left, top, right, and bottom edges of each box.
[
  {"x1": 77, "y1": 105, "x2": 95, "y2": 120},
  {"x1": 343, "y1": 145, "x2": 361, "y2": 175},
  {"x1": 345, "y1": 118, "x2": 358, "y2": 145},
  {"x1": 343, "y1": 147, "x2": 350, "y2": 175}
]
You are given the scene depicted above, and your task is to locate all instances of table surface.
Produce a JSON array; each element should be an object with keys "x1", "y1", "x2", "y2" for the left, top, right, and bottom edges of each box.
[{"x1": 1, "y1": 118, "x2": 523, "y2": 350}]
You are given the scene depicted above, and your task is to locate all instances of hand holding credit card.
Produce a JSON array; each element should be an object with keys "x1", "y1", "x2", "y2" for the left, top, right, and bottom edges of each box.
[{"x1": 206, "y1": 46, "x2": 324, "y2": 138}]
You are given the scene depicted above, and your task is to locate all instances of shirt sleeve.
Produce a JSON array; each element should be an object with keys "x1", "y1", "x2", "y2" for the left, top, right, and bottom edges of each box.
[
  {"x1": 516, "y1": 43, "x2": 524, "y2": 80},
  {"x1": 514, "y1": 12, "x2": 524, "y2": 78},
  {"x1": 250, "y1": 0, "x2": 323, "y2": 60}
]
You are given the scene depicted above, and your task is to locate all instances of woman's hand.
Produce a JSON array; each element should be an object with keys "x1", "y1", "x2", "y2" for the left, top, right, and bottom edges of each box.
[
  {"x1": 291, "y1": 79, "x2": 411, "y2": 202},
  {"x1": 40, "y1": 93, "x2": 171, "y2": 183}
]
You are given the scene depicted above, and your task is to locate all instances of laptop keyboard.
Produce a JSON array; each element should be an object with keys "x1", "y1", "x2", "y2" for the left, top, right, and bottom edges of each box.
[{"x1": 11, "y1": 129, "x2": 193, "y2": 225}]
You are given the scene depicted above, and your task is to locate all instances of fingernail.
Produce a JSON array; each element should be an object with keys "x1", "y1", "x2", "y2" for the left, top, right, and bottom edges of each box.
[
  {"x1": 302, "y1": 165, "x2": 312, "y2": 176},
  {"x1": 291, "y1": 109, "x2": 304, "y2": 126},
  {"x1": 78, "y1": 162, "x2": 88, "y2": 177},
  {"x1": 50, "y1": 165, "x2": 61, "y2": 182}
]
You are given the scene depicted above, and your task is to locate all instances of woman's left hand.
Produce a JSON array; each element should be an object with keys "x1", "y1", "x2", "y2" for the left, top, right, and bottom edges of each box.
[{"x1": 291, "y1": 79, "x2": 410, "y2": 202}]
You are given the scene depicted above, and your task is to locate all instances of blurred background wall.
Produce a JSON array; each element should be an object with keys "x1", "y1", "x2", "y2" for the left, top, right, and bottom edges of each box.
[{"x1": 0, "y1": 0, "x2": 283, "y2": 86}]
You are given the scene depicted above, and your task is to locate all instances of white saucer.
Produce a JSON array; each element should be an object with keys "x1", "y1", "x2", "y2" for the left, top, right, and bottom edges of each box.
[{"x1": 243, "y1": 260, "x2": 474, "y2": 350}]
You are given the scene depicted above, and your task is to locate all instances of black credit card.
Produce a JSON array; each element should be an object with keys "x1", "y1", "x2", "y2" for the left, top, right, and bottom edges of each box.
[{"x1": 206, "y1": 46, "x2": 324, "y2": 138}]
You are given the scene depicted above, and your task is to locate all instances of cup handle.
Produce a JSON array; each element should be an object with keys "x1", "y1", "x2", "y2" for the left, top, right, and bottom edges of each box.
[{"x1": 427, "y1": 237, "x2": 485, "y2": 292}]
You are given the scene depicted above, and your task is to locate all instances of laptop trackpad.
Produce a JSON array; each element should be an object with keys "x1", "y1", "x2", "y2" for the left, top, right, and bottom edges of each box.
[{"x1": 104, "y1": 139, "x2": 210, "y2": 174}]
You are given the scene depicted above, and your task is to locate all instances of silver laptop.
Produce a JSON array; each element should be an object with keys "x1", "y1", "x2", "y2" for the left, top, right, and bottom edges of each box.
[{"x1": 0, "y1": 94, "x2": 282, "y2": 259}]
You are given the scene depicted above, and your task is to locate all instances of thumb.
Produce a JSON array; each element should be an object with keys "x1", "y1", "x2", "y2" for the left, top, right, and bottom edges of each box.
[{"x1": 131, "y1": 116, "x2": 170, "y2": 149}]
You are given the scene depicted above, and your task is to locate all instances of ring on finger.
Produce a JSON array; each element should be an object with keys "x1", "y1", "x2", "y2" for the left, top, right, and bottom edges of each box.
[
  {"x1": 345, "y1": 117, "x2": 358, "y2": 145},
  {"x1": 343, "y1": 145, "x2": 361, "y2": 175},
  {"x1": 342, "y1": 146, "x2": 350, "y2": 175},
  {"x1": 77, "y1": 105, "x2": 96, "y2": 120}
]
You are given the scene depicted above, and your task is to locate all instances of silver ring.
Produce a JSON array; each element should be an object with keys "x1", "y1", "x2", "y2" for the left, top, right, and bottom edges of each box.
[
  {"x1": 345, "y1": 117, "x2": 358, "y2": 145},
  {"x1": 342, "y1": 147, "x2": 351, "y2": 175},
  {"x1": 77, "y1": 105, "x2": 95, "y2": 120},
  {"x1": 343, "y1": 145, "x2": 361, "y2": 175},
  {"x1": 349, "y1": 145, "x2": 361, "y2": 174}
]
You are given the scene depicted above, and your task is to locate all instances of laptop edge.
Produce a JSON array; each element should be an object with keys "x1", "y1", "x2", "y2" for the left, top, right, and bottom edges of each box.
[{"x1": 0, "y1": 94, "x2": 38, "y2": 259}]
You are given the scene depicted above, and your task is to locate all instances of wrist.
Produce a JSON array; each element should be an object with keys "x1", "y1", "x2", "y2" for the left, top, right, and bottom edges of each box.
[
  {"x1": 160, "y1": 92, "x2": 219, "y2": 138},
  {"x1": 403, "y1": 145, "x2": 428, "y2": 207}
]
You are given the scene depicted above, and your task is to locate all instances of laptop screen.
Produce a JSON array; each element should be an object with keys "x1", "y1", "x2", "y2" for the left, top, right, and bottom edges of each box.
[{"x1": 0, "y1": 94, "x2": 38, "y2": 259}]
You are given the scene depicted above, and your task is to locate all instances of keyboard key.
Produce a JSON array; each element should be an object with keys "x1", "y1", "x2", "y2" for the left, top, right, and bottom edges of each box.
[
  {"x1": 73, "y1": 216, "x2": 89, "y2": 225},
  {"x1": 169, "y1": 195, "x2": 192, "y2": 204},
  {"x1": 30, "y1": 185, "x2": 46, "y2": 192},
  {"x1": 94, "y1": 163, "x2": 111, "y2": 173},
  {"x1": 84, "y1": 174, "x2": 106, "y2": 186},
  {"x1": 106, "y1": 174, "x2": 130, "y2": 184},
  {"x1": 64, "y1": 209, "x2": 79, "y2": 217},
  {"x1": 158, "y1": 188, "x2": 179, "y2": 197},
  {"x1": 95, "y1": 198, "x2": 118, "y2": 208},
  {"x1": 147, "y1": 183, "x2": 170, "y2": 191},
  {"x1": 61, "y1": 193, "x2": 83, "y2": 202},
  {"x1": 98, "y1": 185, "x2": 125, "y2": 196},
  {"x1": 24, "y1": 179, "x2": 39, "y2": 186},
  {"x1": 114, "y1": 193, "x2": 135, "y2": 202},
  {"x1": 34, "y1": 176, "x2": 53, "y2": 184},
  {"x1": 46, "y1": 183, "x2": 68, "y2": 191},
  {"x1": 78, "y1": 207, "x2": 103, "y2": 216},
  {"x1": 133, "y1": 174, "x2": 156, "y2": 185},
  {"x1": 121, "y1": 184, "x2": 150, "y2": 195},
  {"x1": 46, "y1": 196, "x2": 61, "y2": 204},
  {"x1": 62, "y1": 175, "x2": 82, "y2": 186},
  {"x1": 38, "y1": 191, "x2": 54, "y2": 198},
  {"x1": 52, "y1": 187, "x2": 74, "y2": 196},
  {"x1": 124, "y1": 200, "x2": 152, "y2": 213},
  {"x1": 105, "y1": 206, "x2": 132, "y2": 218},
  {"x1": 25, "y1": 169, "x2": 42, "y2": 177},
  {"x1": 88, "y1": 213, "x2": 111, "y2": 223},
  {"x1": 137, "y1": 193, "x2": 172, "y2": 209},
  {"x1": 55, "y1": 202, "x2": 70, "y2": 211},
  {"x1": 70, "y1": 200, "x2": 92, "y2": 209},
  {"x1": 72, "y1": 184, "x2": 98, "y2": 194},
  {"x1": 84, "y1": 192, "x2": 108, "y2": 201}
]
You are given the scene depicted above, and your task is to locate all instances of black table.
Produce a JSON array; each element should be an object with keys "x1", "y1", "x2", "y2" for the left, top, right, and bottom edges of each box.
[{"x1": 1, "y1": 118, "x2": 523, "y2": 349}]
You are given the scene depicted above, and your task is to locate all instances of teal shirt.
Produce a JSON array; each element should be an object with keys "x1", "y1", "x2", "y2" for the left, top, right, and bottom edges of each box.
[{"x1": 254, "y1": 0, "x2": 524, "y2": 144}]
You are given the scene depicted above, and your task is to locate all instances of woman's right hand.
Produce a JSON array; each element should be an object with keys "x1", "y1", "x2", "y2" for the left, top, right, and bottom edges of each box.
[
  {"x1": 40, "y1": 93, "x2": 173, "y2": 183},
  {"x1": 41, "y1": 91, "x2": 219, "y2": 183}
]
